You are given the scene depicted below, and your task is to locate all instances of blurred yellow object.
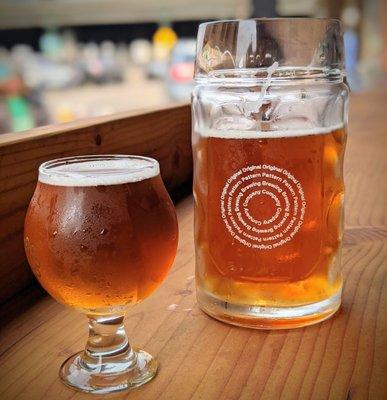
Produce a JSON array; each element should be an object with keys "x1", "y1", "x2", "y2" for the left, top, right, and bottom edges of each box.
[
  {"x1": 56, "y1": 105, "x2": 75, "y2": 123},
  {"x1": 153, "y1": 26, "x2": 177, "y2": 49},
  {"x1": 152, "y1": 26, "x2": 178, "y2": 61}
]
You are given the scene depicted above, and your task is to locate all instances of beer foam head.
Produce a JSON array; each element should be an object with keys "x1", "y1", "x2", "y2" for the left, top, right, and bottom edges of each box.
[
  {"x1": 39, "y1": 156, "x2": 160, "y2": 186},
  {"x1": 198, "y1": 123, "x2": 344, "y2": 139}
]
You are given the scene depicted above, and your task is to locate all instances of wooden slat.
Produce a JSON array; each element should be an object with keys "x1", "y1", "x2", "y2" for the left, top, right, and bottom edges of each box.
[
  {"x1": 0, "y1": 103, "x2": 192, "y2": 304},
  {"x1": 381, "y1": 0, "x2": 387, "y2": 73},
  {"x1": 0, "y1": 0, "x2": 251, "y2": 29},
  {"x1": 0, "y1": 91, "x2": 386, "y2": 399}
]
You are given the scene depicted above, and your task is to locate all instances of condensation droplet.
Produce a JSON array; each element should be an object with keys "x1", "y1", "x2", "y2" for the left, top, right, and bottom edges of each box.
[{"x1": 100, "y1": 228, "x2": 108, "y2": 235}]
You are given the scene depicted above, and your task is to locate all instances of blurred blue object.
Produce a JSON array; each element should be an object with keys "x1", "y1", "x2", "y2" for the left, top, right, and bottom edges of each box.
[
  {"x1": 166, "y1": 39, "x2": 195, "y2": 101},
  {"x1": 344, "y1": 28, "x2": 362, "y2": 91},
  {"x1": 341, "y1": 5, "x2": 362, "y2": 91},
  {"x1": 39, "y1": 29, "x2": 63, "y2": 61},
  {"x1": 344, "y1": 29, "x2": 359, "y2": 73}
]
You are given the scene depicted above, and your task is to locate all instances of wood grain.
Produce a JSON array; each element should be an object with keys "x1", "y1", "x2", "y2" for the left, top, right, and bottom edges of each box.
[
  {"x1": 0, "y1": 103, "x2": 192, "y2": 304},
  {"x1": 0, "y1": 91, "x2": 386, "y2": 400}
]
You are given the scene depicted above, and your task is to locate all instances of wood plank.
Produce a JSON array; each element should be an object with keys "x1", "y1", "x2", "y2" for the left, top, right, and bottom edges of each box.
[
  {"x1": 0, "y1": 103, "x2": 192, "y2": 304},
  {"x1": 0, "y1": 0, "x2": 251, "y2": 29},
  {"x1": 0, "y1": 91, "x2": 386, "y2": 399},
  {"x1": 345, "y1": 91, "x2": 387, "y2": 227}
]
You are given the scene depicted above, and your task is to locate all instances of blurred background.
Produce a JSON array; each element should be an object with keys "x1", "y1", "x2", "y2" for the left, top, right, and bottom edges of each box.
[{"x1": 0, "y1": 0, "x2": 385, "y2": 134}]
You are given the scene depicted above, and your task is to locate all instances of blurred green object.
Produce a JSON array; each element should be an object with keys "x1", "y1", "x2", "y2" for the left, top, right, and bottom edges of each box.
[{"x1": 6, "y1": 96, "x2": 35, "y2": 132}]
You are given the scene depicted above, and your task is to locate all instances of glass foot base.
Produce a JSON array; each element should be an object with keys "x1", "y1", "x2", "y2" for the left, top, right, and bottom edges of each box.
[
  {"x1": 59, "y1": 347, "x2": 157, "y2": 394},
  {"x1": 197, "y1": 289, "x2": 341, "y2": 329}
]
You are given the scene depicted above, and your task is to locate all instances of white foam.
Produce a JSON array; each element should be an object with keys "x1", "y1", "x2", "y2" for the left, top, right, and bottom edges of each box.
[
  {"x1": 39, "y1": 157, "x2": 159, "y2": 187},
  {"x1": 199, "y1": 123, "x2": 344, "y2": 139}
]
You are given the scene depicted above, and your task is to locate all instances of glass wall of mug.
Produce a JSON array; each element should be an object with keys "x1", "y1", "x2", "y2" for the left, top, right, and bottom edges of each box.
[{"x1": 192, "y1": 19, "x2": 348, "y2": 329}]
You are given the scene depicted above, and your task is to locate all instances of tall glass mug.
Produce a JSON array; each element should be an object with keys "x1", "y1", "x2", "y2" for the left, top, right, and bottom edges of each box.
[
  {"x1": 192, "y1": 19, "x2": 348, "y2": 329},
  {"x1": 24, "y1": 155, "x2": 178, "y2": 393}
]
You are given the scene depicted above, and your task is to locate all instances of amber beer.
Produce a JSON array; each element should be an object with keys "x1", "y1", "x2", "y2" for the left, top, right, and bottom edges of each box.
[
  {"x1": 25, "y1": 157, "x2": 178, "y2": 311},
  {"x1": 194, "y1": 125, "x2": 346, "y2": 327}
]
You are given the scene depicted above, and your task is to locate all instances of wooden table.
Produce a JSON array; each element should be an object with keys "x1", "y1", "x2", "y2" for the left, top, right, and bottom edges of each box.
[{"x1": 0, "y1": 91, "x2": 386, "y2": 400}]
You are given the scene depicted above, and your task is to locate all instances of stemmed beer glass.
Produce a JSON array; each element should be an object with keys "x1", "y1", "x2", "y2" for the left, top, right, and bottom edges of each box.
[{"x1": 24, "y1": 155, "x2": 178, "y2": 394}]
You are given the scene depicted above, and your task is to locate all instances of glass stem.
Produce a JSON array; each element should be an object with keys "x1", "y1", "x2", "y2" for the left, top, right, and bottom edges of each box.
[{"x1": 80, "y1": 314, "x2": 137, "y2": 373}]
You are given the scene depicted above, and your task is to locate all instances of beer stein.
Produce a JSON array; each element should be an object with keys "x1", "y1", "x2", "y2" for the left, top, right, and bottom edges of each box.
[{"x1": 192, "y1": 19, "x2": 348, "y2": 329}]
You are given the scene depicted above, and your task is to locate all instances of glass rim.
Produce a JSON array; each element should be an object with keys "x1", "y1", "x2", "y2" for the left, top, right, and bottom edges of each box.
[
  {"x1": 39, "y1": 154, "x2": 159, "y2": 182},
  {"x1": 195, "y1": 17, "x2": 344, "y2": 81},
  {"x1": 199, "y1": 17, "x2": 341, "y2": 28}
]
